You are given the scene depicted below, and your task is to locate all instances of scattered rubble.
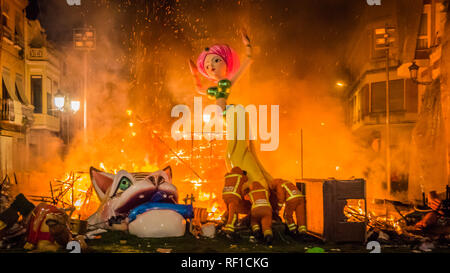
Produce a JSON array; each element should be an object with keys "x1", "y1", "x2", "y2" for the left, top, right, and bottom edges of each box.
[{"x1": 156, "y1": 248, "x2": 172, "y2": 253}]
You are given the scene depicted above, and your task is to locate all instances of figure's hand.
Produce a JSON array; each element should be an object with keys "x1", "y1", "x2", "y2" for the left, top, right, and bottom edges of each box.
[
  {"x1": 241, "y1": 28, "x2": 251, "y2": 46},
  {"x1": 189, "y1": 59, "x2": 206, "y2": 95},
  {"x1": 189, "y1": 59, "x2": 199, "y2": 76},
  {"x1": 240, "y1": 28, "x2": 252, "y2": 59}
]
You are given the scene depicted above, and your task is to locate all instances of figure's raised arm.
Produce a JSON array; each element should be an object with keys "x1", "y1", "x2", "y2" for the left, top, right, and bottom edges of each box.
[
  {"x1": 230, "y1": 28, "x2": 253, "y2": 85},
  {"x1": 189, "y1": 59, "x2": 206, "y2": 95}
]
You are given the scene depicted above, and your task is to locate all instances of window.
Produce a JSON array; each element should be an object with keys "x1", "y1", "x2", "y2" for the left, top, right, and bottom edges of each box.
[
  {"x1": 361, "y1": 84, "x2": 369, "y2": 116},
  {"x1": 370, "y1": 79, "x2": 405, "y2": 113},
  {"x1": 2, "y1": 79, "x2": 10, "y2": 100},
  {"x1": 14, "y1": 11, "x2": 23, "y2": 40},
  {"x1": 405, "y1": 79, "x2": 418, "y2": 113},
  {"x1": 351, "y1": 96, "x2": 356, "y2": 123},
  {"x1": 372, "y1": 26, "x2": 396, "y2": 60},
  {"x1": 53, "y1": 81, "x2": 58, "y2": 90},
  {"x1": 389, "y1": 79, "x2": 404, "y2": 111},
  {"x1": 15, "y1": 84, "x2": 24, "y2": 104},
  {"x1": 372, "y1": 28, "x2": 387, "y2": 59},
  {"x1": 417, "y1": 13, "x2": 428, "y2": 49},
  {"x1": 31, "y1": 76, "x2": 42, "y2": 113},
  {"x1": 348, "y1": 98, "x2": 353, "y2": 125},
  {"x1": 371, "y1": 81, "x2": 386, "y2": 113},
  {"x1": 46, "y1": 77, "x2": 55, "y2": 116},
  {"x1": 47, "y1": 93, "x2": 53, "y2": 116},
  {"x1": 15, "y1": 74, "x2": 28, "y2": 105},
  {"x1": 2, "y1": 68, "x2": 16, "y2": 101},
  {"x1": 2, "y1": 2, "x2": 9, "y2": 28}
]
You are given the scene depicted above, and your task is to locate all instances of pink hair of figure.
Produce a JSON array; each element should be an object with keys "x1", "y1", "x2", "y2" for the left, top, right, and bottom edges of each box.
[{"x1": 196, "y1": 44, "x2": 240, "y2": 81}]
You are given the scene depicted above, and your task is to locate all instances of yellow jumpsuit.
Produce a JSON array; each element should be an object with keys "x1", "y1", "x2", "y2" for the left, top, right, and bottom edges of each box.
[{"x1": 225, "y1": 105, "x2": 273, "y2": 192}]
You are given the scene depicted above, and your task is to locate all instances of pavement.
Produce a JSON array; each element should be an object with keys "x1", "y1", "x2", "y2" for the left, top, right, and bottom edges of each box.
[
  {"x1": 81, "y1": 223, "x2": 450, "y2": 253},
  {"x1": 1, "y1": 222, "x2": 449, "y2": 253}
]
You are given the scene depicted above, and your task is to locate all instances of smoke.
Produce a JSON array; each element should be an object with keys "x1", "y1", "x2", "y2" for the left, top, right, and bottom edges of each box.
[{"x1": 20, "y1": 0, "x2": 385, "y2": 208}]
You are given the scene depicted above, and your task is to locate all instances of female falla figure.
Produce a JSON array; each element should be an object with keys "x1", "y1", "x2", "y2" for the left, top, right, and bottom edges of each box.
[{"x1": 189, "y1": 31, "x2": 275, "y2": 243}]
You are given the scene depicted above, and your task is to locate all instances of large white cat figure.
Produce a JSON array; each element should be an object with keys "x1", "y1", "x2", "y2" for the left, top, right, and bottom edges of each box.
[{"x1": 87, "y1": 166, "x2": 188, "y2": 238}]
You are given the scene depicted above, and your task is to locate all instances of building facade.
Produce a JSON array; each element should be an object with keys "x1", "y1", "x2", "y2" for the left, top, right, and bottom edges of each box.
[
  {"x1": 0, "y1": 0, "x2": 32, "y2": 182},
  {"x1": 0, "y1": 0, "x2": 72, "y2": 183},
  {"x1": 25, "y1": 18, "x2": 64, "y2": 162},
  {"x1": 344, "y1": 0, "x2": 449, "y2": 203}
]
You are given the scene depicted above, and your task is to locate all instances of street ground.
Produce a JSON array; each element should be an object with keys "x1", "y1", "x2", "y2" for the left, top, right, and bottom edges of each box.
[
  {"x1": 2, "y1": 222, "x2": 448, "y2": 253},
  {"x1": 84, "y1": 226, "x2": 450, "y2": 253}
]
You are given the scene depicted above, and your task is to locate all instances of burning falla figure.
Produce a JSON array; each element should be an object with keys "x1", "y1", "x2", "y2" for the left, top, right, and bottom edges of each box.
[
  {"x1": 189, "y1": 30, "x2": 272, "y2": 191},
  {"x1": 189, "y1": 30, "x2": 276, "y2": 243},
  {"x1": 88, "y1": 166, "x2": 192, "y2": 238}
]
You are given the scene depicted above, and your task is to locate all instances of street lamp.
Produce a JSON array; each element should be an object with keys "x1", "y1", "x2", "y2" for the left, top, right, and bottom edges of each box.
[
  {"x1": 73, "y1": 28, "x2": 96, "y2": 50},
  {"x1": 54, "y1": 91, "x2": 65, "y2": 110},
  {"x1": 73, "y1": 27, "x2": 96, "y2": 143},
  {"x1": 408, "y1": 61, "x2": 432, "y2": 85},
  {"x1": 54, "y1": 92, "x2": 79, "y2": 146},
  {"x1": 70, "y1": 100, "x2": 80, "y2": 113},
  {"x1": 375, "y1": 24, "x2": 395, "y2": 200}
]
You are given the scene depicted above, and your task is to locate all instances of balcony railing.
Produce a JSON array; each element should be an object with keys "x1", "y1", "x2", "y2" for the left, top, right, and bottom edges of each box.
[
  {"x1": 14, "y1": 35, "x2": 24, "y2": 49},
  {"x1": 1, "y1": 98, "x2": 15, "y2": 121},
  {"x1": 32, "y1": 113, "x2": 60, "y2": 132},
  {"x1": 29, "y1": 47, "x2": 45, "y2": 59},
  {"x1": 2, "y1": 25, "x2": 13, "y2": 43}
]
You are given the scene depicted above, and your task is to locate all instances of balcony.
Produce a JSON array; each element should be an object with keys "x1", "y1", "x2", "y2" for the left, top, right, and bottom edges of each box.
[
  {"x1": 21, "y1": 103, "x2": 34, "y2": 127},
  {"x1": 28, "y1": 47, "x2": 46, "y2": 60},
  {"x1": 14, "y1": 35, "x2": 24, "y2": 50},
  {"x1": 1, "y1": 98, "x2": 15, "y2": 121},
  {"x1": 2, "y1": 25, "x2": 13, "y2": 44},
  {"x1": 32, "y1": 113, "x2": 60, "y2": 132},
  {"x1": 27, "y1": 46, "x2": 60, "y2": 68},
  {"x1": 351, "y1": 111, "x2": 418, "y2": 131},
  {"x1": 0, "y1": 98, "x2": 32, "y2": 132}
]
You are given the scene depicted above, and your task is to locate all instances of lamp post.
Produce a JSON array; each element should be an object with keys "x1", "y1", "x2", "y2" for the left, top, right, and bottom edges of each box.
[
  {"x1": 54, "y1": 92, "x2": 80, "y2": 146},
  {"x1": 375, "y1": 25, "x2": 395, "y2": 199},
  {"x1": 70, "y1": 100, "x2": 81, "y2": 113},
  {"x1": 408, "y1": 61, "x2": 433, "y2": 85},
  {"x1": 54, "y1": 91, "x2": 65, "y2": 111},
  {"x1": 73, "y1": 27, "x2": 96, "y2": 143},
  {"x1": 67, "y1": 99, "x2": 80, "y2": 145}
]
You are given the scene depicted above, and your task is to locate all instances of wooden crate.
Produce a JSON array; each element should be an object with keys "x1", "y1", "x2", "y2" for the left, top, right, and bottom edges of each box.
[{"x1": 296, "y1": 178, "x2": 367, "y2": 243}]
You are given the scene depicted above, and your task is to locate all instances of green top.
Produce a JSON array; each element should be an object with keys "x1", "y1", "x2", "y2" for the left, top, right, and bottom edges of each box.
[{"x1": 207, "y1": 79, "x2": 232, "y2": 100}]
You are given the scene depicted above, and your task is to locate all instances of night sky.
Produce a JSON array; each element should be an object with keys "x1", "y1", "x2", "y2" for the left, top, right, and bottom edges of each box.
[{"x1": 34, "y1": 0, "x2": 363, "y2": 81}]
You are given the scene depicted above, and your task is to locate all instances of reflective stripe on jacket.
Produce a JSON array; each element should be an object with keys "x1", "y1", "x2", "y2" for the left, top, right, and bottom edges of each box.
[
  {"x1": 249, "y1": 188, "x2": 271, "y2": 209},
  {"x1": 281, "y1": 181, "x2": 304, "y2": 202},
  {"x1": 222, "y1": 173, "x2": 244, "y2": 199}
]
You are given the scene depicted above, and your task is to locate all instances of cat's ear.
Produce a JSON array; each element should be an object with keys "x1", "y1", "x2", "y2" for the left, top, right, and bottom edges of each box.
[
  {"x1": 162, "y1": 166, "x2": 172, "y2": 181},
  {"x1": 90, "y1": 167, "x2": 114, "y2": 200}
]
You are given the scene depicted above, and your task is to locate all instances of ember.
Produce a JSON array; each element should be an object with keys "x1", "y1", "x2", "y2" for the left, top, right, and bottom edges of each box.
[{"x1": 0, "y1": 0, "x2": 449, "y2": 256}]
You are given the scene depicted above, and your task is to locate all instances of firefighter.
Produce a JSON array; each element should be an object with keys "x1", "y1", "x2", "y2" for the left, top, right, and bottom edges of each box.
[
  {"x1": 248, "y1": 180, "x2": 273, "y2": 244},
  {"x1": 221, "y1": 167, "x2": 249, "y2": 236},
  {"x1": 271, "y1": 179, "x2": 306, "y2": 237}
]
